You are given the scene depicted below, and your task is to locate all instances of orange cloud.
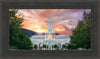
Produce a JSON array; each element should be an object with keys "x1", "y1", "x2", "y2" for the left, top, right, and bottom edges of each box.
[{"x1": 16, "y1": 9, "x2": 91, "y2": 36}]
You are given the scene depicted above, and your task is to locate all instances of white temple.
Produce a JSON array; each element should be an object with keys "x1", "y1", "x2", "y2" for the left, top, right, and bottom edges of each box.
[{"x1": 30, "y1": 18, "x2": 70, "y2": 50}]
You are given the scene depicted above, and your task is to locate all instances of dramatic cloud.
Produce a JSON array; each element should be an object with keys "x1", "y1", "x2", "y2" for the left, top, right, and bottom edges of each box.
[{"x1": 16, "y1": 9, "x2": 91, "y2": 36}]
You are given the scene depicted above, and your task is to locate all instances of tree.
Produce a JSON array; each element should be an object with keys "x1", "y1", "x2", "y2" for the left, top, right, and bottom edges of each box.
[
  {"x1": 53, "y1": 44, "x2": 59, "y2": 49},
  {"x1": 67, "y1": 44, "x2": 78, "y2": 50},
  {"x1": 62, "y1": 44, "x2": 67, "y2": 49},
  {"x1": 34, "y1": 44, "x2": 38, "y2": 49},
  {"x1": 42, "y1": 44, "x2": 46, "y2": 48},
  {"x1": 70, "y1": 11, "x2": 91, "y2": 49},
  {"x1": 9, "y1": 11, "x2": 33, "y2": 49}
]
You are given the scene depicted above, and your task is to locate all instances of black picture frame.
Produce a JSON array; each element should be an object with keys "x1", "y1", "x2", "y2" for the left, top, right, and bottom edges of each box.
[{"x1": 0, "y1": 0, "x2": 99, "y2": 59}]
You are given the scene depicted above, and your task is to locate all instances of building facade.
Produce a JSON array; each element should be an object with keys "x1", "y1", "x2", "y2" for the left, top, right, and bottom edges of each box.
[{"x1": 30, "y1": 18, "x2": 70, "y2": 50}]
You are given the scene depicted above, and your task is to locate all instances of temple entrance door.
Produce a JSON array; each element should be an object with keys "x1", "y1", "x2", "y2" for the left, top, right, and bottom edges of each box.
[
  {"x1": 48, "y1": 35, "x2": 52, "y2": 40},
  {"x1": 48, "y1": 42, "x2": 52, "y2": 50}
]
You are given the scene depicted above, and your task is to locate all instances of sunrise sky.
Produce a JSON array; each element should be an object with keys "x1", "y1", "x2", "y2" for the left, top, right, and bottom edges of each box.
[{"x1": 14, "y1": 9, "x2": 91, "y2": 36}]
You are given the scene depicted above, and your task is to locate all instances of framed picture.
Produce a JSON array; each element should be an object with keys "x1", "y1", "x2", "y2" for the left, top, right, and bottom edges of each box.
[
  {"x1": 9, "y1": 9, "x2": 91, "y2": 50},
  {"x1": 0, "y1": 0, "x2": 99, "y2": 59}
]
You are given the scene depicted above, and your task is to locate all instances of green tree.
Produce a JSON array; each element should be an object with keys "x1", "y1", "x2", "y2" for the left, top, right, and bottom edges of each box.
[
  {"x1": 53, "y1": 44, "x2": 59, "y2": 49},
  {"x1": 70, "y1": 11, "x2": 91, "y2": 49},
  {"x1": 34, "y1": 44, "x2": 38, "y2": 49},
  {"x1": 9, "y1": 11, "x2": 33, "y2": 49},
  {"x1": 42, "y1": 44, "x2": 46, "y2": 48},
  {"x1": 67, "y1": 44, "x2": 78, "y2": 50},
  {"x1": 62, "y1": 44, "x2": 67, "y2": 49}
]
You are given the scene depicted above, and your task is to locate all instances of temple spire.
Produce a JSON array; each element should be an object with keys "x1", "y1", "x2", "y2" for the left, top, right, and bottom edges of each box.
[{"x1": 48, "y1": 17, "x2": 53, "y2": 32}]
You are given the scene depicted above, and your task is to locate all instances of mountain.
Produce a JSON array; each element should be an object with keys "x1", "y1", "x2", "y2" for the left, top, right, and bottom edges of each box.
[
  {"x1": 55, "y1": 33, "x2": 60, "y2": 35},
  {"x1": 21, "y1": 28, "x2": 60, "y2": 37},
  {"x1": 21, "y1": 28, "x2": 36, "y2": 37}
]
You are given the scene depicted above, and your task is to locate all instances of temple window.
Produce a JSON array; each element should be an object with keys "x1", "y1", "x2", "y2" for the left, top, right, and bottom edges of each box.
[{"x1": 48, "y1": 35, "x2": 52, "y2": 40}]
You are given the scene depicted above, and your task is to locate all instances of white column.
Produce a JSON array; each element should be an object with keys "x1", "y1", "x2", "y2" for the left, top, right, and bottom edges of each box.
[
  {"x1": 45, "y1": 34, "x2": 46, "y2": 40},
  {"x1": 61, "y1": 44, "x2": 63, "y2": 49},
  {"x1": 37, "y1": 44, "x2": 39, "y2": 50},
  {"x1": 54, "y1": 35, "x2": 55, "y2": 40}
]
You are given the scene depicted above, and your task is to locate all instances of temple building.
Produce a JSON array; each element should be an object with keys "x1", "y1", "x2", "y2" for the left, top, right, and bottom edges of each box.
[{"x1": 30, "y1": 18, "x2": 70, "y2": 50}]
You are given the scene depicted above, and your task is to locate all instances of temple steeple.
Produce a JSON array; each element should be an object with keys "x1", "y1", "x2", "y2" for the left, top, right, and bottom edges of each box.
[{"x1": 48, "y1": 18, "x2": 53, "y2": 32}]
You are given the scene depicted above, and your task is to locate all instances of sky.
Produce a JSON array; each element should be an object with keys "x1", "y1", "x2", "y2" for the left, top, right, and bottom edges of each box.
[{"x1": 15, "y1": 9, "x2": 91, "y2": 36}]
